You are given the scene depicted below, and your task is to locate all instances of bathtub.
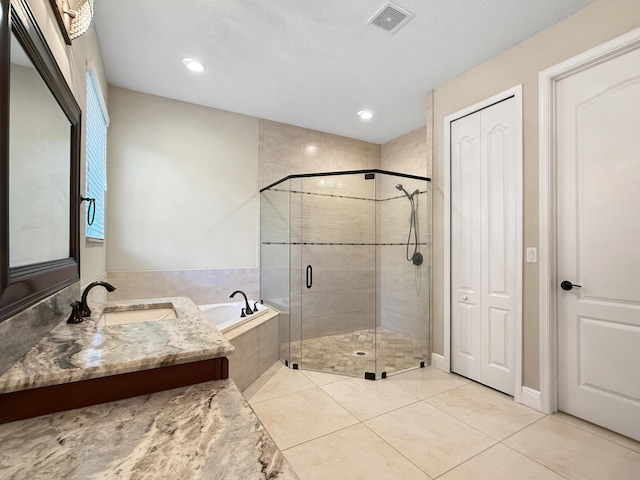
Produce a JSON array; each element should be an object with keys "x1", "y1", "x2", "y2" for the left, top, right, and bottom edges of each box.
[{"x1": 198, "y1": 301, "x2": 268, "y2": 334}]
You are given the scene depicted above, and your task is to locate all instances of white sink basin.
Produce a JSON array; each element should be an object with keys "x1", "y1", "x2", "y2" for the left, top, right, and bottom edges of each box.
[{"x1": 98, "y1": 305, "x2": 177, "y2": 326}]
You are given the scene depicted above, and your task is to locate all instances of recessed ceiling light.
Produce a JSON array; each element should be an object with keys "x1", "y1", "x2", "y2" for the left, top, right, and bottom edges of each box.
[
  {"x1": 182, "y1": 57, "x2": 206, "y2": 73},
  {"x1": 357, "y1": 110, "x2": 374, "y2": 121}
]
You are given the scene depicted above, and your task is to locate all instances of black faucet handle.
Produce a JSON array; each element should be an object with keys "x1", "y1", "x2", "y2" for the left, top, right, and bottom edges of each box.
[
  {"x1": 67, "y1": 301, "x2": 84, "y2": 324},
  {"x1": 241, "y1": 308, "x2": 246, "y2": 318}
]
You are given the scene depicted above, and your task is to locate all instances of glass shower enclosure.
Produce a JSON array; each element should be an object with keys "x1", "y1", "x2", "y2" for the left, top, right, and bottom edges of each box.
[{"x1": 260, "y1": 170, "x2": 431, "y2": 379}]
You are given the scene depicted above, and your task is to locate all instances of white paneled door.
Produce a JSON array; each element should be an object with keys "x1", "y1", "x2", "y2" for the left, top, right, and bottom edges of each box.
[
  {"x1": 556, "y1": 43, "x2": 640, "y2": 440},
  {"x1": 450, "y1": 96, "x2": 520, "y2": 396}
]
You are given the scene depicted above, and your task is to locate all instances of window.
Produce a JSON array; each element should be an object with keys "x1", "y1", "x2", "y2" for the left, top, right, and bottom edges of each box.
[{"x1": 85, "y1": 69, "x2": 108, "y2": 240}]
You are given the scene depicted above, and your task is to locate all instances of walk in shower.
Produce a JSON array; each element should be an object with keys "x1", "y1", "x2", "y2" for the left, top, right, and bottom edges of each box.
[{"x1": 260, "y1": 170, "x2": 431, "y2": 379}]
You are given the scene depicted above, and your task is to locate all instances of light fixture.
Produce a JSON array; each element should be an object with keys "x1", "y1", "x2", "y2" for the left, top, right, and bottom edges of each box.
[
  {"x1": 357, "y1": 110, "x2": 375, "y2": 121},
  {"x1": 49, "y1": 0, "x2": 94, "y2": 45},
  {"x1": 182, "y1": 58, "x2": 207, "y2": 73}
]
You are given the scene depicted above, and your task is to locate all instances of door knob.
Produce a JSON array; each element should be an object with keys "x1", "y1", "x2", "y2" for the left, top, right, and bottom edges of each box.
[
  {"x1": 561, "y1": 281, "x2": 581, "y2": 291},
  {"x1": 462, "y1": 295, "x2": 468, "y2": 300}
]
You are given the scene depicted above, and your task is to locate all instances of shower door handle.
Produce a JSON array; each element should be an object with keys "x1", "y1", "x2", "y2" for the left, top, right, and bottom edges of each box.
[{"x1": 306, "y1": 265, "x2": 312, "y2": 289}]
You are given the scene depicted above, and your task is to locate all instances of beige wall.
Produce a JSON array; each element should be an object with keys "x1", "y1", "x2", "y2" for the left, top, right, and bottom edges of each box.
[
  {"x1": 106, "y1": 87, "x2": 259, "y2": 271},
  {"x1": 431, "y1": 0, "x2": 640, "y2": 389}
]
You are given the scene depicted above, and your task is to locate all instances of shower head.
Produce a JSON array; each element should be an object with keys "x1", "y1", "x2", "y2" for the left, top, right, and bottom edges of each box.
[{"x1": 396, "y1": 184, "x2": 413, "y2": 200}]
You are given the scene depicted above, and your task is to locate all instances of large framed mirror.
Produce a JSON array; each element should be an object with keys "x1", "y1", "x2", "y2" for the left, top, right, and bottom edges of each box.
[{"x1": 0, "y1": 0, "x2": 81, "y2": 321}]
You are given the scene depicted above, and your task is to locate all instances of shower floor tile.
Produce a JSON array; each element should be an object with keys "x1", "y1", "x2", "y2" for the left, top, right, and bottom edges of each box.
[{"x1": 283, "y1": 328, "x2": 428, "y2": 379}]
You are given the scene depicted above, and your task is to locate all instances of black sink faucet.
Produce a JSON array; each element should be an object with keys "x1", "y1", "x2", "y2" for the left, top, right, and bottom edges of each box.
[
  {"x1": 79, "y1": 281, "x2": 116, "y2": 317},
  {"x1": 230, "y1": 290, "x2": 253, "y2": 314}
]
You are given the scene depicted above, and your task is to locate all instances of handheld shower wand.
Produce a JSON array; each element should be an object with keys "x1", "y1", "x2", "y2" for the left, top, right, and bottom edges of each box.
[{"x1": 395, "y1": 184, "x2": 423, "y2": 265}]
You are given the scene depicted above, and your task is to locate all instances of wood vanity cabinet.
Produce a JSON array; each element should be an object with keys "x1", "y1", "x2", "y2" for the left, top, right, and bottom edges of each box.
[{"x1": 0, "y1": 357, "x2": 228, "y2": 423}]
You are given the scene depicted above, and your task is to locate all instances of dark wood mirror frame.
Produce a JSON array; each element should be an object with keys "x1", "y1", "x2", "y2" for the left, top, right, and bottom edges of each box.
[{"x1": 0, "y1": 0, "x2": 81, "y2": 322}]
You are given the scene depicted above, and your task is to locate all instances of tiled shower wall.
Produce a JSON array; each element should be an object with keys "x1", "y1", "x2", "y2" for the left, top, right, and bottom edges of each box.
[
  {"x1": 259, "y1": 120, "x2": 381, "y2": 189},
  {"x1": 378, "y1": 178, "x2": 431, "y2": 341},
  {"x1": 260, "y1": 117, "x2": 434, "y2": 353},
  {"x1": 379, "y1": 93, "x2": 432, "y2": 344},
  {"x1": 260, "y1": 122, "x2": 381, "y2": 345}
]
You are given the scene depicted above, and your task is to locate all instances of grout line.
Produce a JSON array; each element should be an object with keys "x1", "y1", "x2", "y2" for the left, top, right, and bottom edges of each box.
[
  {"x1": 551, "y1": 412, "x2": 640, "y2": 454},
  {"x1": 495, "y1": 414, "x2": 579, "y2": 478},
  {"x1": 431, "y1": 442, "x2": 497, "y2": 479},
  {"x1": 253, "y1": 363, "x2": 638, "y2": 479},
  {"x1": 359, "y1": 420, "x2": 437, "y2": 478},
  {"x1": 280, "y1": 421, "x2": 363, "y2": 453},
  {"x1": 242, "y1": 370, "x2": 317, "y2": 405},
  {"x1": 500, "y1": 414, "x2": 548, "y2": 443},
  {"x1": 419, "y1": 396, "x2": 502, "y2": 443},
  {"x1": 499, "y1": 441, "x2": 571, "y2": 480}
]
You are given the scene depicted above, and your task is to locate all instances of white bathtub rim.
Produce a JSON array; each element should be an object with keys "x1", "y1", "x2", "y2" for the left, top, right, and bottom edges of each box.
[{"x1": 199, "y1": 301, "x2": 269, "y2": 334}]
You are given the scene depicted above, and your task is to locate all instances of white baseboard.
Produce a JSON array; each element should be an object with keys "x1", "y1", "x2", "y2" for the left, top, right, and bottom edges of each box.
[
  {"x1": 521, "y1": 386, "x2": 541, "y2": 411},
  {"x1": 431, "y1": 353, "x2": 447, "y2": 372}
]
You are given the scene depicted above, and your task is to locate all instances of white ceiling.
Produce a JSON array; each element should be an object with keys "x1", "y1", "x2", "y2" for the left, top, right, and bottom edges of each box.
[{"x1": 94, "y1": 0, "x2": 591, "y2": 144}]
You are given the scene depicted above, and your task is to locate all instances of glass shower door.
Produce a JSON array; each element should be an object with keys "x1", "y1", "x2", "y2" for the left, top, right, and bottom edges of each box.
[
  {"x1": 260, "y1": 178, "x2": 293, "y2": 367},
  {"x1": 375, "y1": 173, "x2": 431, "y2": 378},
  {"x1": 298, "y1": 173, "x2": 377, "y2": 378}
]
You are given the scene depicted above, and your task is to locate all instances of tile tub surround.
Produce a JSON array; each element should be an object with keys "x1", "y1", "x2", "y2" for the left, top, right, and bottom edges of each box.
[
  {"x1": 0, "y1": 296, "x2": 234, "y2": 394},
  {"x1": 0, "y1": 379, "x2": 298, "y2": 480},
  {"x1": 107, "y1": 267, "x2": 259, "y2": 306},
  {"x1": 226, "y1": 309, "x2": 280, "y2": 392}
]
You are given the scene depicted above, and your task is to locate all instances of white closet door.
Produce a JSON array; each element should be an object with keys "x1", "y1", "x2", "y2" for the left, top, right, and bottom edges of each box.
[
  {"x1": 556, "y1": 44, "x2": 640, "y2": 440},
  {"x1": 480, "y1": 99, "x2": 517, "y2": 395},
  {"x1": 451, "y1": 97, "x2": 518, "y2": 395},
  {"x1": 451, "y1": 113, "x2": 483, "y2": 382}
]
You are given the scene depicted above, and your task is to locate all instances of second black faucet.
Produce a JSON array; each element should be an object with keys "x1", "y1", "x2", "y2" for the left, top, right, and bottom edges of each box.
[{"x1": 230, "y1": 290, "x2": 253, "y2": 315}]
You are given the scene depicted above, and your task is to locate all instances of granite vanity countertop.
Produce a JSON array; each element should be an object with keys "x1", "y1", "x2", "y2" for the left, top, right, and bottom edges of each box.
[
  {"x1": 0, "y1": 297, "x2": 234, "y2": 394},
  {"x1": 0, "y1": 379, "x2": 298, "y2": 479}
]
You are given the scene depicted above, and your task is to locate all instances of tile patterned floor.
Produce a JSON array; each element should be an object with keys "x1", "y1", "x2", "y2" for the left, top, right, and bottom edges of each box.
[
  {"x1": 244, "y1": 362, "x2": 640, "y2": 480},
  {"x1": 284, "y1": 328, "x2": 428, "y2": 378}
]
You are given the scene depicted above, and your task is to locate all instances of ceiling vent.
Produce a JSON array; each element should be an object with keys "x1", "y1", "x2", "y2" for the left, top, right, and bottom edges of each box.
[{"x1": 368, "y1": 2, "x2": 414, "y2": 34}]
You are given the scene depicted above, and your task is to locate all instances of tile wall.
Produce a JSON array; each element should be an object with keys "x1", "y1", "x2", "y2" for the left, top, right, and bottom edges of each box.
[
  {"x1": 259, "y1": 120, "x2": 380, "y2": 189},
  {"x1": 107, "y1": 268, "x2": 260, "y2": 305},
  {"x1": 260, "y1": 122, "x2": 382, "y2": 352},
  {"x1": 226, "y1": 311, "x2": 280, "y2": 391},
  {"x1": 379, "y1": 100, "x2": 432, "y2": 356}
]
